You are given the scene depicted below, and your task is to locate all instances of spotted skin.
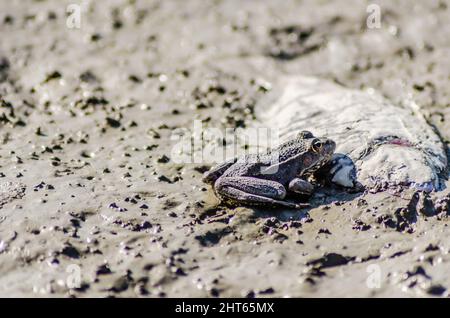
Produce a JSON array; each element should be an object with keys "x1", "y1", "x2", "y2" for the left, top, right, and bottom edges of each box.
[{"x1": 202, "y1": 131, "x2": 336, "y2": 208}]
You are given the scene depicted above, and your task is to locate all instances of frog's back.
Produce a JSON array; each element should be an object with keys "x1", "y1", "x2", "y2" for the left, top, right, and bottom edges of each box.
[
  {"x1": 221, "y1": 154, "x2": 269, "y2": 178},
  {"x1": 220, "y1": 139, "x2": 311, "y2": 184}
]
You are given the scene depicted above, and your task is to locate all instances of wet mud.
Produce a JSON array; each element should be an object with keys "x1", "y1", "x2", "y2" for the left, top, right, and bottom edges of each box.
[{"x1": 0, "y1": 0, "x2": 449, "y2": 297}]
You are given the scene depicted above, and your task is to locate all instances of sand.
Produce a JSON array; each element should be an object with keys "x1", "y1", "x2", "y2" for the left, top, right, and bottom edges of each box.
[{"x1": 0, "y1": 0, "x2": 449, "y2": 297}]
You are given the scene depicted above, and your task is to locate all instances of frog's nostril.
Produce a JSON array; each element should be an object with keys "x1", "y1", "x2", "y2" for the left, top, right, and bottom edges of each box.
[{"x1": 326, "y1": 140, "x2": 336, "y2": 152}]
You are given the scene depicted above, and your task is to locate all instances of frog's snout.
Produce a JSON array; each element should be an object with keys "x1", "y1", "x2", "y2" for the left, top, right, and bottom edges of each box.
[{"x1": 323, "y1": 139, "x2": 336, "y2": 157}]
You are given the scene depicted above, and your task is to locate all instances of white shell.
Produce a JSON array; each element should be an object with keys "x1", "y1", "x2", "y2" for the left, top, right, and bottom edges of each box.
[{"x1": 257, "y1": 76, "x2": 448, "y2": 191}]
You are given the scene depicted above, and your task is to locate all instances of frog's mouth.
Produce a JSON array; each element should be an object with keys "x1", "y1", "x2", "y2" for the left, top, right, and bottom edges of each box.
[
  {"x1": 303, "y1": 152, "x2": 334, "y2": 176},
  {"x1": 306, "y1": 139, "x2": 336, "y2": 172}
]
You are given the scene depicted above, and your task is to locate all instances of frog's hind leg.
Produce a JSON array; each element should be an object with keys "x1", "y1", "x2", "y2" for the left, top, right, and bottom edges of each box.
[
  {"x1": 202, "y1": 158, "x2": 237, "y2": 185},
  {"x1": 214, "y1": 176, "x2": 308, "y2": 209}
]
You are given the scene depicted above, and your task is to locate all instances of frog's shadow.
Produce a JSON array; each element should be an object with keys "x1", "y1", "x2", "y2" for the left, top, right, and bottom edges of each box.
[{"x1": 249, "y1": 187, "x2": 363, "y2": 222}]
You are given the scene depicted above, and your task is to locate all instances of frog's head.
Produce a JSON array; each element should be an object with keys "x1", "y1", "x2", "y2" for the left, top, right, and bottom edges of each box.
[{"x1": 297, "y1": 131, "x2": 336, "y2": 173}]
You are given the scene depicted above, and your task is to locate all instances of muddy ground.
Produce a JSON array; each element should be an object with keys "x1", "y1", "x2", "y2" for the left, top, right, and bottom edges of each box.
[{"x1": 0, "y1": 0, "x2": 449, "y2": 297}]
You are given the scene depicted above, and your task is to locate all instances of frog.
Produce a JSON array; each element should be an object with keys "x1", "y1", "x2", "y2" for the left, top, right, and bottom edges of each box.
[{"x1": 202, "y1": 131, "x2": 336, "y2": 208}]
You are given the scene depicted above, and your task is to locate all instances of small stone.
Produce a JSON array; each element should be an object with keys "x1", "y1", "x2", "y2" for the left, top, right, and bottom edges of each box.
[
  {"x1": 157, "y1": 155, "x2": 170, "y2": 163},
  {"x1": 61, "y1": 245, "x2": 80, "y2": 259},
  {"x1": 96, "y1": 264, "x2": 112, "y2": 276},
  {"x1": 105, "y1": 117, "x2": 121, "y2": 128}
]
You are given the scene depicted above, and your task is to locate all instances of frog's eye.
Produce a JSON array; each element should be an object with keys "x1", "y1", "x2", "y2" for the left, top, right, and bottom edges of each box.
[
  {"x1": 298, "y1": 131, "x2": 314, "y2": 139},
  {"x1": 311, "y1": 139, "x2": 324, "y2": 153}
]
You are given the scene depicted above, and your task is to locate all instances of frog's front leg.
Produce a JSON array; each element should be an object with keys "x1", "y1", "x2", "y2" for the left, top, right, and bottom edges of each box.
[
  {"x1": 288, "y1": 178, "x2": 314, "y2": 195},
  {"x1": 214, "y1": 176, "x2": 308, "y2": 209}
]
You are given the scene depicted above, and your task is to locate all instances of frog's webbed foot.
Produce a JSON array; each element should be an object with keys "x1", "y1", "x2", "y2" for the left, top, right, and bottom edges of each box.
[
  {"x1": 288, "y1": 178, "x2": 314, "y2": 196},
  {"x1": 215, "y1": 176, "x2": 308, "y2": 209}
]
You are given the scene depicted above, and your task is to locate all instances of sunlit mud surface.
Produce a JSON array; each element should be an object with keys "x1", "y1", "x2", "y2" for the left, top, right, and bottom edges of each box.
[{"x1": 0, "y1": 0, "x2": 449, "y2": 297}]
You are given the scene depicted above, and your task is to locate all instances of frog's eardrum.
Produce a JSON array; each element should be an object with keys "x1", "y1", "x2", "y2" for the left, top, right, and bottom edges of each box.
[{"x1": 258, "y1": 76, "x2": 448, "y2": 191}]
